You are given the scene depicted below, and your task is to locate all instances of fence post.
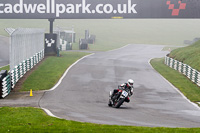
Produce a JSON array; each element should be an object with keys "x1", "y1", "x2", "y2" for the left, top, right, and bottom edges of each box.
[
  {"x1": 195, "y1": 70, "x2": 198, "y2": 84},
  {"x1": 197, "y1": 72, "x2": 200, "y2": 86},
  {"x1": 176, "y1": 61, "x2": 179, "y2": 71},
  {"x1": 172, "y1": 59, "x2": 175, "y2": 69},
  {"x1": 167, "y1": 57, "x2": 169, "y2": 66},
  {"x1": 181, "y1": 63, "x2": 184, "y2": 74},
  {"x1": 190, "y1": 68, "x2": 193, "y2": 81},
  {"x1": 0, "y1": 75, "x2": 2, "y2": 98},
  {"x1": 185, "y1": 65, "x2": 189, "y2": 77}
]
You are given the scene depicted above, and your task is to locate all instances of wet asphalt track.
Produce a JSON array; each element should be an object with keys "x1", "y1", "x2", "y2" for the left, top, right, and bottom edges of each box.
[
  {"x1": 40, "y1": 44, "x2": 200, "y2": 127},
  {"x1": 0, "y1": 36, "x2": 9, "y2": 67}
]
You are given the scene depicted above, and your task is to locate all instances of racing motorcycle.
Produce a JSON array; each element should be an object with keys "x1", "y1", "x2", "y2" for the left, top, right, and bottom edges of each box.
[{"x1": 108, "y1": 88, "x2": 130, "y2": 108}]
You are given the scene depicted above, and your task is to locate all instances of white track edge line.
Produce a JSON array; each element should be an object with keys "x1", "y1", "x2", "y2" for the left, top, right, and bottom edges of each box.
[
  {"x1": 40, "y1": 53, "x2": 95, "y2": 119},
  {"x1": 148, "y1": 58, "x2": 200, "y2": 110},
  {"x1": 47, "y1": 53, "x2": 94, "y2": 92},
  {"x1": 47, "y1": 44, "x2": 131, "y2": 92},
  {"x1": 40, "y1": 45, "x2": 140, "y2": 119},
  {"x1": 41, "y1": 45, "x2": 132, "y2": 118},
  {"x1": 107, "y1": 44, "x2": 131, "y2": 52},
  {"x1": 41, "y1": 108, "x2": 61, "y2": 119}
]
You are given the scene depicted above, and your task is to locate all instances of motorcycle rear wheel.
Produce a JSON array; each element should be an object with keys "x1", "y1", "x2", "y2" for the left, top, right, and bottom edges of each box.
[{"x1": 108, "y1": 99, "x2": 112, "y2": 107}]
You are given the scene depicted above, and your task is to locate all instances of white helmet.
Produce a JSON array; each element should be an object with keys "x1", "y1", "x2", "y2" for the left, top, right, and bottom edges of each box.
[{"x1": 127, "y1": 79, "x2": 134, "y2": 87}]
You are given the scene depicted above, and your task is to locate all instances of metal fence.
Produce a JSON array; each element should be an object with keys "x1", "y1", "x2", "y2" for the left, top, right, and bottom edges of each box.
[
  {"x1": 10, "y1": 28, "x2": 44, "y2": 70},
  {"x1": 0, "y1": 28, "x2": 45, "y2": 98},
  {"x1": 165, "y1": 56, "x2": 200, "y2": 86}
]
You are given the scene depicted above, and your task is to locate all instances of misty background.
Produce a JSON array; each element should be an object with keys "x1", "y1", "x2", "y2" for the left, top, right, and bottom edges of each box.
[{"x1": 0, "y1": 19, "x2": 199, "y2": 51}]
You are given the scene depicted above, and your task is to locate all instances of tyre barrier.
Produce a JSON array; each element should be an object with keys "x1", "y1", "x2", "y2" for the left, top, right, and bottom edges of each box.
[
  {"x1": 60, "y1": 39, "x2": 73, "y2": 51},
  {"x1": 0, "y1": 70, "x2": 11, "y2": 98},
  {"x1": 79, "y1": 39, "x2": 88, "y2": 50},
  {"x1": 60, "y1": 39, "x2": 66, "y2": 51},
  {"x1": 88, "y1": 35, "x2": 96, "y2": 44},
  {"x1": 66, "y1": 42, "x2": 72, "y2": 50},
  {"x1": 0, "y1": 50, "x2": 44, "y2": 98},
  {"x1": 165, "y1": 56, "x2": 200, "y2": 86}
]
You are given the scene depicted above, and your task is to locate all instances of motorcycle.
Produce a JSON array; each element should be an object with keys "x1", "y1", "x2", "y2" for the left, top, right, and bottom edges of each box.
[{"x1": 108, "y1": 88, "x2": 130, "y2": 108}]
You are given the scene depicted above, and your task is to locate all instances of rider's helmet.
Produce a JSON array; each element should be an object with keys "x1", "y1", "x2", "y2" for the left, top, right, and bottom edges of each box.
[{"x1": 127, "y1": 79, "x2": 134, "y2": 88}]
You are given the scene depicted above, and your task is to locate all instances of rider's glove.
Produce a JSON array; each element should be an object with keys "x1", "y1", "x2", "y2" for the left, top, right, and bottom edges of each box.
[{"x1": 130, "y1": 87, "x2": 134, "y2": 95}]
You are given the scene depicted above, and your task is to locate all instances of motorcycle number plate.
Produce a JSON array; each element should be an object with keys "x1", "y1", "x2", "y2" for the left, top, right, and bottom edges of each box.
[{"x1": 122, "y1": 91, "x2": 128, "y2": 97}]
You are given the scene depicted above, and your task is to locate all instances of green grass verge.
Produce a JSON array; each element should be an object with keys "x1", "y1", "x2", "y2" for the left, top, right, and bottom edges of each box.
[
  {"x1": 162, "y1": 46, "x2": 180, "y2": 51},
  {"x1": 0, "y1": 107, "x2": 200, "y2": 132},
  {"x1": 150, "y1": 58, "x2": 200, "y2": 103},
  {"x1": 0, "y1": 65, "x2": 9, "y2": 71},
  {"x1": 169, "y1": 40, "x2": 200, "y2": 71},
  {"x1": 21, "y1": 52, "x2": 89, "y2": 91}
]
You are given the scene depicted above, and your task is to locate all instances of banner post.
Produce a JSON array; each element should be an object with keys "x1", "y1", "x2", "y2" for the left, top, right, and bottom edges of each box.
[{"x1": 48, "y1": 18, "x2": 55, "y2": 34}]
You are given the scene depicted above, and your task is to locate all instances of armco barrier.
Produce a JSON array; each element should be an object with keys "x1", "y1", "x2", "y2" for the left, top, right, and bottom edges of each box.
[
  {"x1": 165, "y1": 56, "x2": 200, "y2": 87},
  {"x1": 0, "y1": 50, "x2": 44, "y2": 98}
]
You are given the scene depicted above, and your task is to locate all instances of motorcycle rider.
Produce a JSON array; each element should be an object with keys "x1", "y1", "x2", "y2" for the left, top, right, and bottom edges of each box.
[{"x1": 110, "y1": 79, "x2": 134, "y2": 105}]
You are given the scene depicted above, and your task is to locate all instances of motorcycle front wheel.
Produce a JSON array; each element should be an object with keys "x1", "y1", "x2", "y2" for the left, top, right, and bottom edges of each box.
[{"x1": 114, "y1": 98, "x2": 125, "y2": 108}]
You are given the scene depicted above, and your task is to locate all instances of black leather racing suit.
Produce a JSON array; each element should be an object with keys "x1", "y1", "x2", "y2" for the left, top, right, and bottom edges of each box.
[{"x1": 111, "y1": 83, "x2": 133, "y2": 102}]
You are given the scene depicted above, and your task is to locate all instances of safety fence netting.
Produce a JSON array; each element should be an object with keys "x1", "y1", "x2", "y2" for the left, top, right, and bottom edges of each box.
[{"x1": 0, "y1": 28, "x2": 45, "y2": 98}]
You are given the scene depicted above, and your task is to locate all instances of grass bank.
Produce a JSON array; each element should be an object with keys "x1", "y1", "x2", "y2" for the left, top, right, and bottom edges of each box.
[
  {"x1": 150, "y1": 58, "x2": 200, "y2": 104},
  {"x1": 169, "y1": 40, "x2": 200, "y2": 71},
  {"x1": 0, "y1": 107, "x2": 199, "y2": 132},
  {"x1": 0, "y1": 65, "x2": 9, "y2": 71},
  {"x1": 21, "y1": 52, "x2": 89, "y2": 91}
]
